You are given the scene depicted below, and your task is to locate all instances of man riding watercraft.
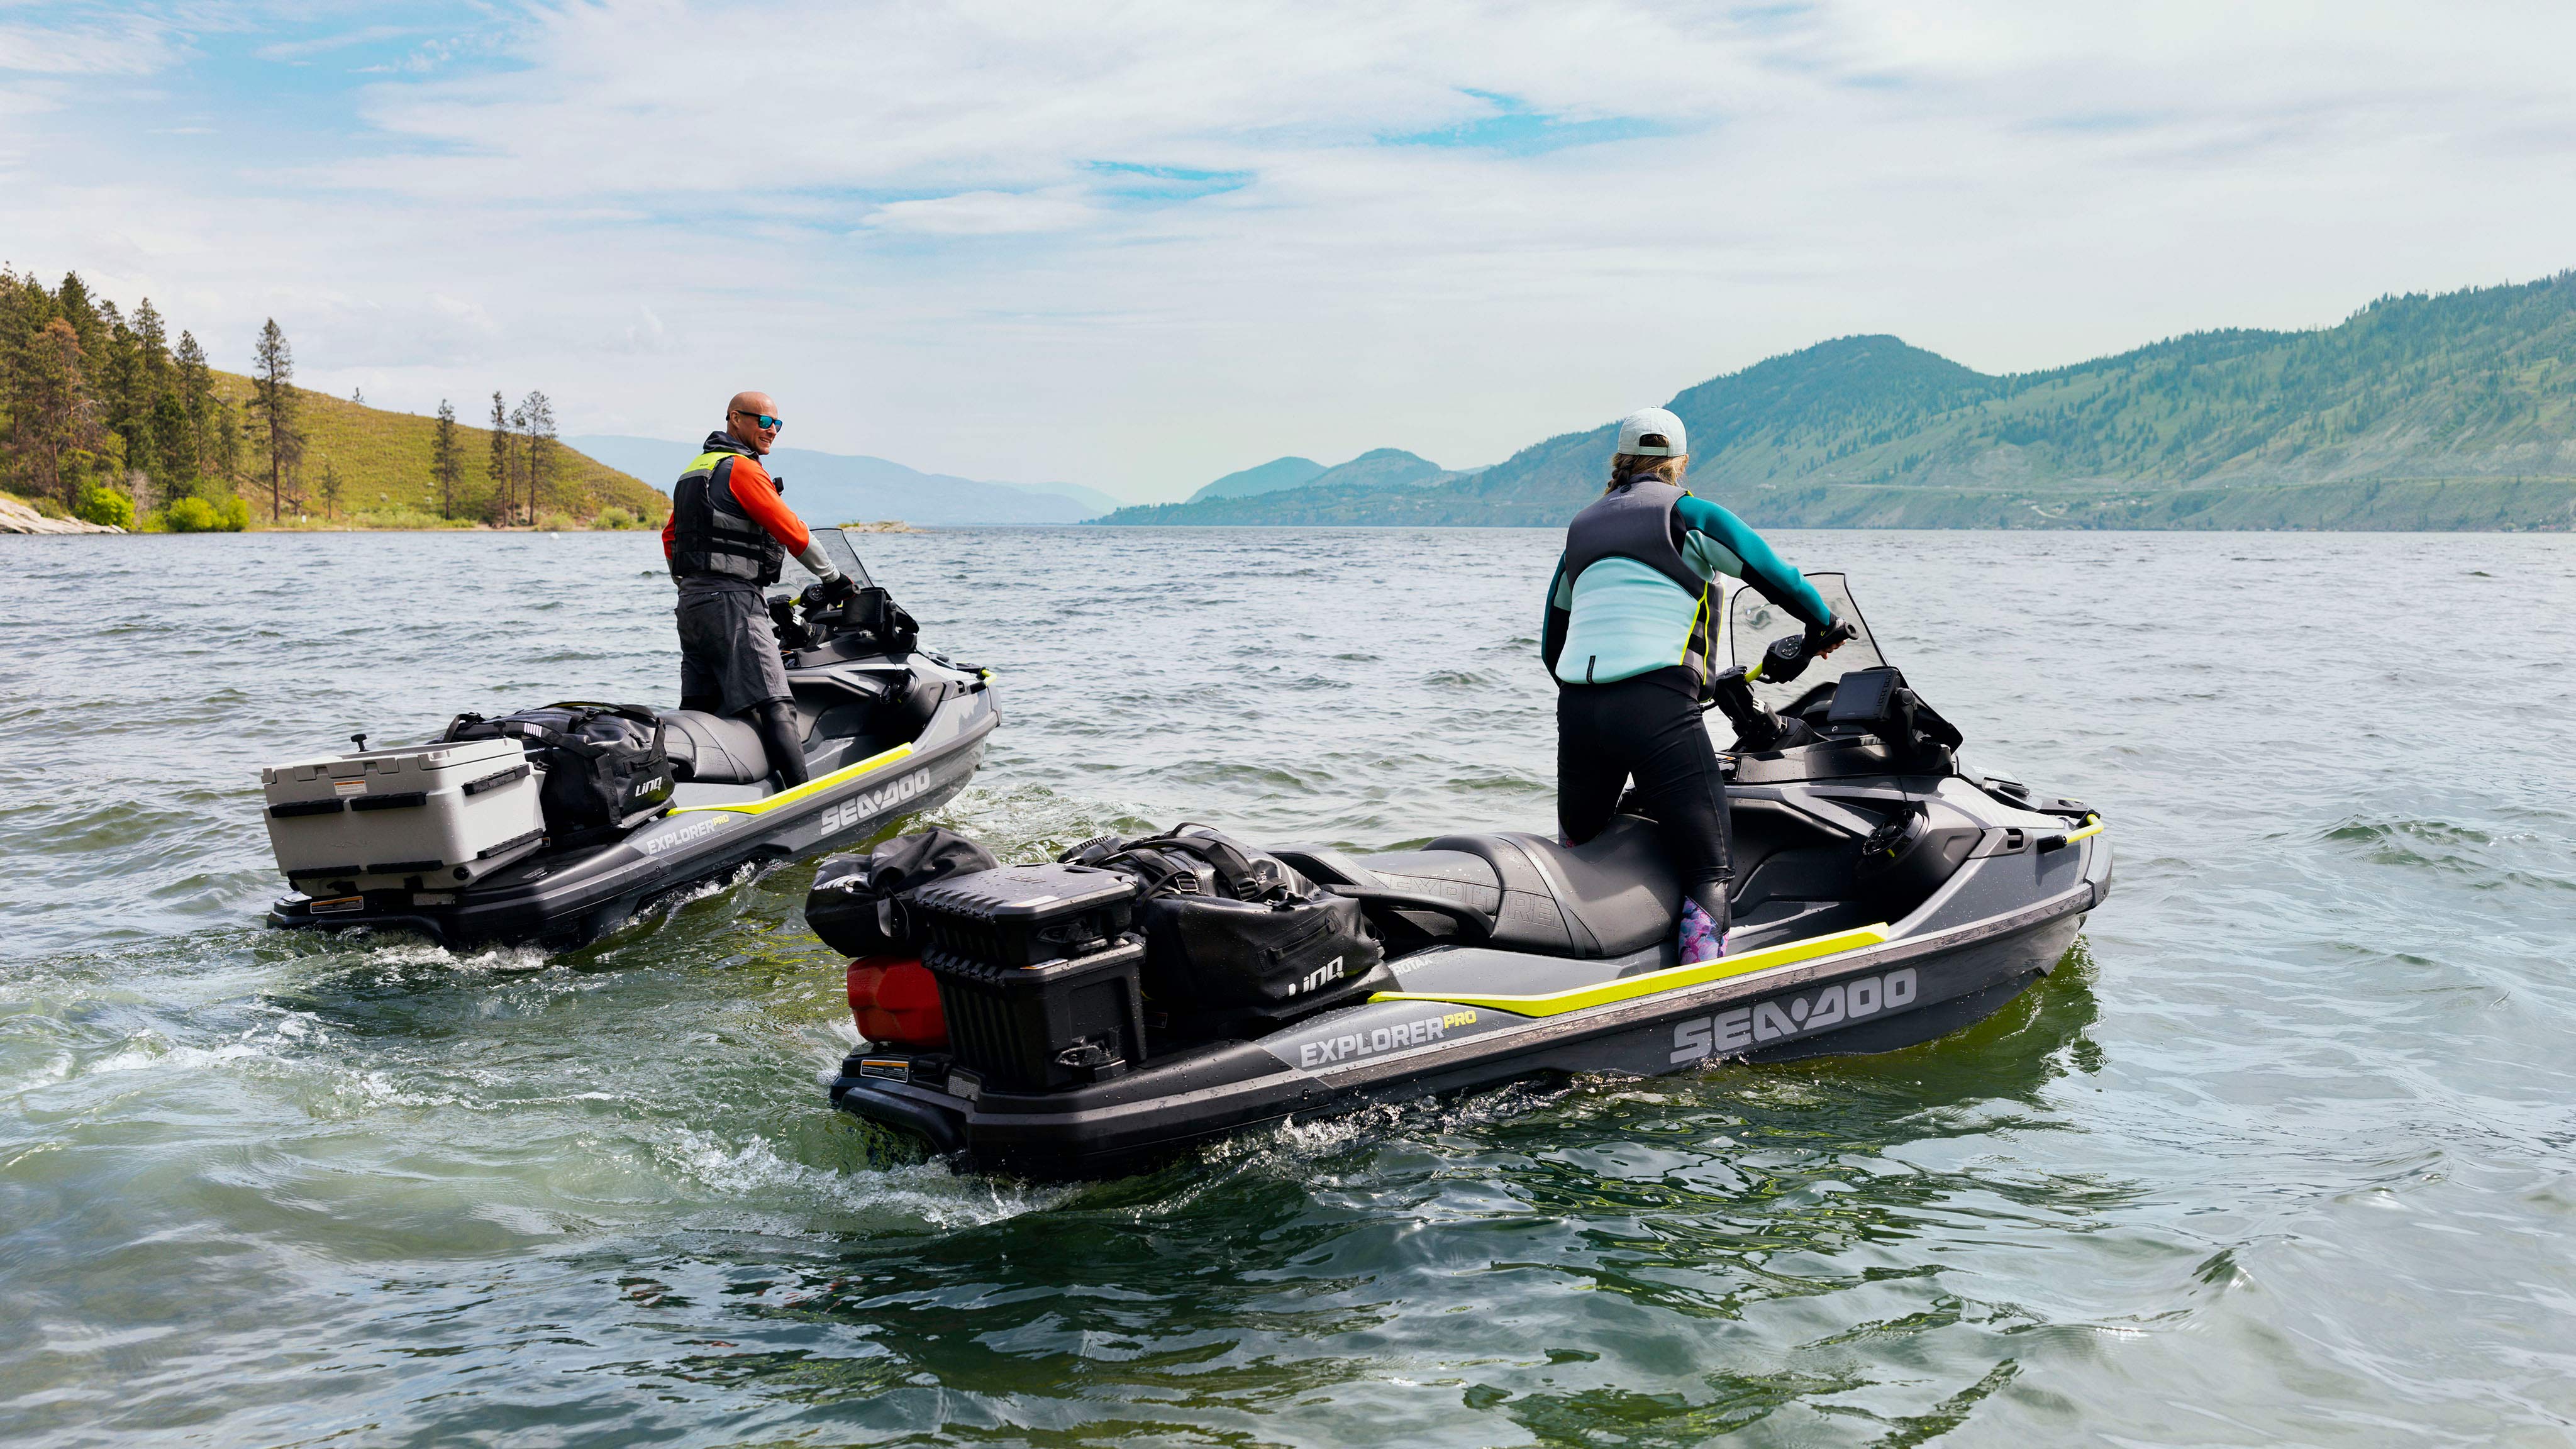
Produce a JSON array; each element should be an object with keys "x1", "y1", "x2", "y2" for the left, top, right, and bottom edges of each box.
[
  {"x1": 1541, "y1": 407, "x2": 1845, "y2": 965},
  {"x1": 663, "y1": 391, "x2": 857, "y2": 787}
]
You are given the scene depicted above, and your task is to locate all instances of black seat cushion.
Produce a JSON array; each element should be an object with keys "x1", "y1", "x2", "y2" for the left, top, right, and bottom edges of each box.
[
  {"x1": 1428, "y1": 814, "x2": 1680, "y2": 958},
  {"x1": 657, "y1": 709, "x2": 770, "y2": 785}
]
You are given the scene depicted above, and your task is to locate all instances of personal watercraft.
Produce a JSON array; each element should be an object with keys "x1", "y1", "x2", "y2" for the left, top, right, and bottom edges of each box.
[
  {"x1": 262, "y1": 528, "x2": 997, "y2": 948},
  {"x1": 828, "y1": 575, "x2": 2108, "y2": 1180}
]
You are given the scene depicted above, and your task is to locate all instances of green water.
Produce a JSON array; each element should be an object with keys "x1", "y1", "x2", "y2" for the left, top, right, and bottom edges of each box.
[{"x1": 2, "y1": 528, "x2": 2570, "y2": 1445}]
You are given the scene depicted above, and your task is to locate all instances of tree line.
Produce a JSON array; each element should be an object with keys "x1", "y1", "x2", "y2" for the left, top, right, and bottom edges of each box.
[
  {"x1": 3, "y1": 268, "x2": 245, "y2": 528},
  {"x1": 3, "y1": 268, "x2": 589, "y2": 530}
]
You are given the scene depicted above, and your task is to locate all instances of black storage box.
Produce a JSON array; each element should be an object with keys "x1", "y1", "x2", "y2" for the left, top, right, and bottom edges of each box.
[
  {"x1": 927, "y1": 938, "x2": 1150, "y2": 1092},
  {"x1": 909, "y1": 863, "x2": 1138, "y2": 968},
  {"x1": 911, "y1": 863, "x2": 1151, "y2": 1093}
]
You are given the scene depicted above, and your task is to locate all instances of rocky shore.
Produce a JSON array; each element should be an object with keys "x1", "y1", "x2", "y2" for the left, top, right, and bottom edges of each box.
[{"x1": 1, "y1": 499, "x2": 123, "y2": 535}]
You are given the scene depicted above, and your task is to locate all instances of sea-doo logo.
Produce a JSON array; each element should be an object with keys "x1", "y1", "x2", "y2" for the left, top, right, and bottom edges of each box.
[
  {"x1": 1670, "y1": 969, "x2": 1917, "y2": 1064},
  {"x1": 643, "y1": 816, "x2": 726, "y2": 856},
  {"x1": 1298, "y1": 1009, "x2": 1477, "y2": 1069},
  {"x1": 819, "y1": 769, "x2": 933, "y2": 835}
]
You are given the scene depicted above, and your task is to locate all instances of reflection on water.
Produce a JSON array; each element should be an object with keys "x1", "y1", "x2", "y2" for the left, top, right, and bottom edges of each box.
[{"x1": 1, "y1": 528, "x2": 2572, "y2": 1445}]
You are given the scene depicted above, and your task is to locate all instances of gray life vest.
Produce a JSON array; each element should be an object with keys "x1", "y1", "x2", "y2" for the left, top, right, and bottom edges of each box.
[
  {"x1": 669, "y1": 445, "x2": 785, "y2": 586},
  {"x1": 1560, "y1": 478, "x2": 1717, "y2": 686}
]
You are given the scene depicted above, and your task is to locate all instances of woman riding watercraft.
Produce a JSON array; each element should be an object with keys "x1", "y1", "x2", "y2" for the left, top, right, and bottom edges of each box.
[
  {"x1": 1542, "y1": 407, "x2": 1844, "y2": 964},
  {"x1": 823, "y1": 569, "x2": 2107, "y2": 1180}
]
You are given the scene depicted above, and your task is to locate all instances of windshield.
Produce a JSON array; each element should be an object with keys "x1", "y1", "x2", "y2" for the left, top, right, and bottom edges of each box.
[
  {"x1": 811, "y1": 527, "x2": 875, "y2": 587},
  {"x1": 1726, "y1": 572, "x2": 1889, "y2": 712}
]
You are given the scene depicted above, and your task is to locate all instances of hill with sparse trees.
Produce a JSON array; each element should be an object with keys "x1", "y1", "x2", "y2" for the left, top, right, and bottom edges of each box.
[{"x1": 1, "y1": 267, "x2": 665, "y2": 532}]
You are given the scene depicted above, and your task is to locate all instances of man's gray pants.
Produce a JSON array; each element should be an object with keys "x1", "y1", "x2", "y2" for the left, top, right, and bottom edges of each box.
[{"x1": 675, "y1": 585, "x2": 792, "y2": 717}]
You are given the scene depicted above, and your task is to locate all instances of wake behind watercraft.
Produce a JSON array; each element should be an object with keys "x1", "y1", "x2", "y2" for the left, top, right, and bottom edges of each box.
[
  {"x1": 260, "y1": 528, "x2": 997, "y2": 948},
  {"x1": 824, "y1": 576, "x2": 2109, "y2": 1179}
]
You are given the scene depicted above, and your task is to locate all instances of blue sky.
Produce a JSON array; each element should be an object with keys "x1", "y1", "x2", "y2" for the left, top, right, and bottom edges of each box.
[{"x1": 6, "y1": 1, "x2": 2574, "y2": 500}]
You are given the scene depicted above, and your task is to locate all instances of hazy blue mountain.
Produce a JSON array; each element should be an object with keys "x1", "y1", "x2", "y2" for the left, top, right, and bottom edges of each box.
[
  {"x1": 1094, "y1": 273, "x2": 2576, "y2": 530},
  {"x1": 566, "y1": 436, "x2": 1108, "y2": 525},
  {"x1": 1014, "y1": 479, "x2": 1125, "y2": 514},
  {"x1": 1306, "y1": 448, "x2": 1463, "y2": 490},
  {"x1": 1187, "y1": 457, "x2": 1326, "y2": 502},
  {"x1": 1109, "y1": 448, "x2": 1476, "y2": 524}
]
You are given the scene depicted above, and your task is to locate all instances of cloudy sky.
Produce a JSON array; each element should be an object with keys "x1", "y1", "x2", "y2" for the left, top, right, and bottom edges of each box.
[{"x1": 6, "y1": 1, "x2": 2572, "y2": 500}]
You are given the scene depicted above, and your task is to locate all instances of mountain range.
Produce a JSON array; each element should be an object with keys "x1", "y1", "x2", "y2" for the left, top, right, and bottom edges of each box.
[
  {"x1": 1107, "y1": 273, "x2": 2576, "y2": 531},
  {"x1": 1119, "y1": 447, "x2": 1479, "y2": 520},
  {"x1": 566, "y1": 436, "x2": 1119, "y2": 526}
]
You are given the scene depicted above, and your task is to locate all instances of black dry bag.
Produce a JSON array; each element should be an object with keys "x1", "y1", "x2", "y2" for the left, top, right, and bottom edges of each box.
[
  {"x1": 1065, "y1": 824, "x2": 1385, "y2": 1019},
  {"x1": 443, "y1": 701, "x2": 675, "y2": 841},
  {"x1": 806, "y1": 826, "x2": 1001, "y2": 957}
]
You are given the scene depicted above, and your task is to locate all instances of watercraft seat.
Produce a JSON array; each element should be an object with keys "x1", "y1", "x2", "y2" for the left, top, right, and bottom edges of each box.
[
  {"x1": 657, "y1": 709, "x2": 770, "y2": 785},
  {"x1": 1428, "y1": 817, "x2": 1681, "y2": 958},
  {"x1": 1285, "y1": 815, "x2": 1680, "y2": 959}
]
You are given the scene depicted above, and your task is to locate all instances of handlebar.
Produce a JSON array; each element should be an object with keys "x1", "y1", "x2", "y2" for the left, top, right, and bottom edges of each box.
[{"x1": 1746, "y1": 616, "x2": 1857, "y2": 685}]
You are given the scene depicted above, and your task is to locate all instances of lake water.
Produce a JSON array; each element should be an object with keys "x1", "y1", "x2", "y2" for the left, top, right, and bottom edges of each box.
[{"x1": 2, "y1": 527, "x2": 2572, "y2": 1446}]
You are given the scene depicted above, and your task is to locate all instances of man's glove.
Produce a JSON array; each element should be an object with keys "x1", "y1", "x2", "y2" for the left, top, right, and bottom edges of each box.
[{"x1": 816, "y1": 572, "x2": 860, "y2": 606}]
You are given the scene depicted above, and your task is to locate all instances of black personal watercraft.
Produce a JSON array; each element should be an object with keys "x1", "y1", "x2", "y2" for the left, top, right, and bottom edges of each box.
[
  {"x1": 827, "y1": 576, "x2": 2107, "y2": 1180},
  {"x1": 262, "y1": 528, "x2": 997, "y2": 948}
]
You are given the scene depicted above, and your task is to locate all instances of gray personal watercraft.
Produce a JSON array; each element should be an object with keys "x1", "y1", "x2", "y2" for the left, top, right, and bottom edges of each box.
[
  {"x1": 828, "y1": 575, "x2": 2108, "y2": 1179},
  {"x1": 262, "y1": 528, "x2": 997, "y2": 948}
]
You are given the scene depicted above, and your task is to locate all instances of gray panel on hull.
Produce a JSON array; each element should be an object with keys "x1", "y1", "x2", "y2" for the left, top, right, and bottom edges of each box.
[{"x1": 1383, "y1": 941, "x2": 1668, "y2": 999}]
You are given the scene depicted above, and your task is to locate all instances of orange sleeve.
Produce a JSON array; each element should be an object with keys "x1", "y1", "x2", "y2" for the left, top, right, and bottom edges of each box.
[{"x1": 722, "y1": 457, "x2": 811, "y2": 553}]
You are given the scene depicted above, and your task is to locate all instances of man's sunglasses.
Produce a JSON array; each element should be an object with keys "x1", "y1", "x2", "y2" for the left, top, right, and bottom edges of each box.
[{"x1": 732, "y1": 409, "x2": 784, "y2": 431}]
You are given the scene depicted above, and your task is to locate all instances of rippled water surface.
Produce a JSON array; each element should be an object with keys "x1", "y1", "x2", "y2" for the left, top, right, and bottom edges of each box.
[{"x1": 3, "y1": 528, "x2": 2572, "y2": 1446}]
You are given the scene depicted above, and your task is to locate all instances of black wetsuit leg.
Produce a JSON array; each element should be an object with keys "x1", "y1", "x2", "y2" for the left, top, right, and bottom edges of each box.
[
  {"x1": 1557, "y1": 666, "x2": 1733, "y2": 930},
  {"x1": 752, "y1": 699, "x2": 810, "y2": 789}
]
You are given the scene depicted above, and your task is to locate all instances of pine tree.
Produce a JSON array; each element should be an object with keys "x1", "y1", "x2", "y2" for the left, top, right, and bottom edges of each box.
[
  {"x1": 519, "y1": 390, "x2": 557, "y2": 519},
  {"x1": 508, "y1": 397, "x2": 533, "y2": 525},
  {"x1": 430, "y1": 399, "x2": 462, "y2": 518},
  {"x1": 249, "y1": 318, "x2": 302, "y2": 521},
  {"x1": 173, "y1": 330, "x2": 216, "y2": 492},
  {"x1": 317, "y1": 455, "x2": 343, "y2": 519},
  {"x1": 7, "y1": 318, "x2": 99, "y2": 505},
  {"x1": 486, "y1": 391, "x2": 513, "y2": 525}
]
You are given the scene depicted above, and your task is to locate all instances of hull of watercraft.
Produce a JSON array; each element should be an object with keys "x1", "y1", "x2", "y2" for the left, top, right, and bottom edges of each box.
[
  {"x1": 270, "y1": 686, "x2": 996, "y2": 948},
  {"x1": 831, "y1": 806, "x2": 2109, "y2": 1180}
]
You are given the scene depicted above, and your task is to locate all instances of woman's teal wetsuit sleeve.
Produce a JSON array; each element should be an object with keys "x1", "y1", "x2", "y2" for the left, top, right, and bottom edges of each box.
[
  {"x1": 1672, "y1": 495, "x2": 1835, "y2": 630},
  {"x1": 1540, "y1": 552, "x2": 1572, "y2": 674}
]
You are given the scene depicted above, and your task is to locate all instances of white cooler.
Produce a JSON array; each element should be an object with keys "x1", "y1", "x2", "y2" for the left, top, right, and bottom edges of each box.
[{"x1": 262, "y1": 738, "x2": 547, "y2": 892}]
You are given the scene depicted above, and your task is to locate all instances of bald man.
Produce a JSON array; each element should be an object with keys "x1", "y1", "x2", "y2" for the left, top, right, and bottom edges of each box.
[{"x1": 661, "y1": 392, "x2": 856, "y2": 788}]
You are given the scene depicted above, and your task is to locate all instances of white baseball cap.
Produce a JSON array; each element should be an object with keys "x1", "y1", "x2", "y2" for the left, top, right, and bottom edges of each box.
[{"x1": 1614, "y1": 407, "x2": 1686, "y2": 457}]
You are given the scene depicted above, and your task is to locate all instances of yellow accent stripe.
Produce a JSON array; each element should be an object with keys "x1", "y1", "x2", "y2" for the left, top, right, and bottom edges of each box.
[
  {"x1": 1369, "y1": 924, "x2": 1891, "y2": 1019},
  {"x1": 667, "y1": 743, "x2": 916, "y2": 817}
]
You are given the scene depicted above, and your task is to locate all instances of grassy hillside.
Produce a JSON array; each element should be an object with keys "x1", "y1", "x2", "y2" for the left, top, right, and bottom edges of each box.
[
  {"x1": 1108, "y1": 273, "x2": 2576, "y2": 530},
  {"x1": 209, "y1": 372, "x2": 667, "y2": 526}
]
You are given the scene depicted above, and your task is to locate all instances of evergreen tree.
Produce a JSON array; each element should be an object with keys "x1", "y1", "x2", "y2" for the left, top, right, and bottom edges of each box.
[
  {"x1": 518, "y1": 390, "x2": 557, "y2": 519},
  {"x1": 172, "y1": 330, "x2": 215, "y2": 491},
  {"x1": 430, "y1": 399, "x2": 462, "y2": 518},
  {"x1": 54, "y1": 273, "x2": 106, "y2": 367},
  {"x1": 7, "y1": 318, "x2": 101, "y2": 504},
  {"x1": 486, "y1": 391, "x2": 513, "y2": 525},
  {"x1": 248, "y1": 318, "x2": 302, "y2": 521},
  {"x1": 317, "y1": 455, "x2": 343, "y2": 519},
  {"x1": 147, "y1": 391, "x2": 191, "y2": 501}
]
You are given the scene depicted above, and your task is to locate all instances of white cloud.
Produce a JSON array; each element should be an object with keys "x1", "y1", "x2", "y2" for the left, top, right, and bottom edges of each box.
[
  {"x1": 6, "y1": 1, "x2": 2576, "y2": 499},
  {"x1": 863, "y1": 191, "x2": 1099, "y2": 236},
  {"x1": 0, "y1": 15, "x2": 180, "y2": 76}
]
